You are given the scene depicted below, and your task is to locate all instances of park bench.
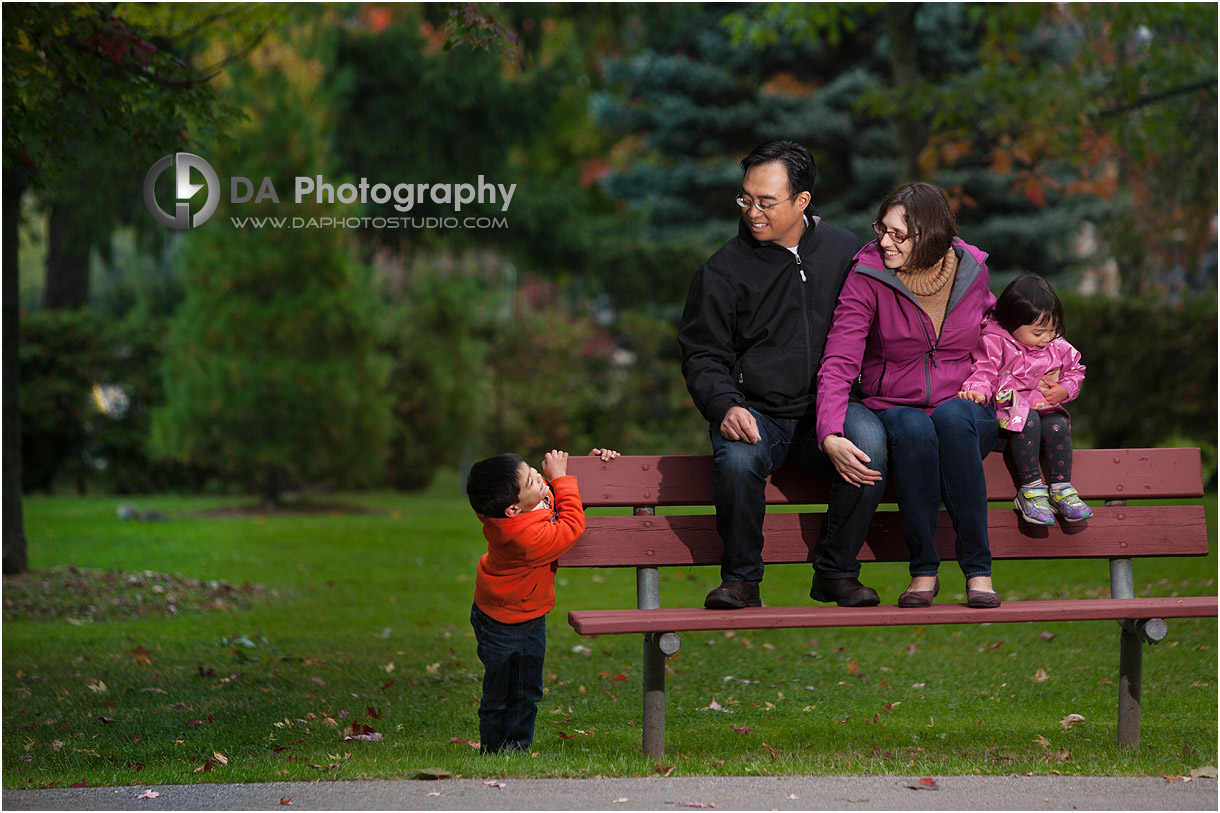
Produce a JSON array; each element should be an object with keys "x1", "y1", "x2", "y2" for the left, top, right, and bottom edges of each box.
[{"x1": 561, "y1": 448, "x2": 1216, "y2": 758}]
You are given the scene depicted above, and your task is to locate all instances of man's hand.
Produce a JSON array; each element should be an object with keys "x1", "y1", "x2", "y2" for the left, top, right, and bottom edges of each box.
[
  {"x1": 720, "y1": 405, "x2": 761, "y2": 444},
  {"x1": 958, "y1": 389, "x2": 987, "y2": 405},
  {"x1": 589, "y1": 448, "x2": 620, "y2": 462},
  {"x1": 822, "y1": 434, "x2": 883, "y2": 487},
  {"x1": 542, "y1": 450, "x2": 569, "y2": 479}
]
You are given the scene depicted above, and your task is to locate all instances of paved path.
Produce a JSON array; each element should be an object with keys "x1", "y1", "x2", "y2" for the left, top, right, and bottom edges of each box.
[{"x1": 4, "y1": 775, "x2": 1216, "y2": 811}]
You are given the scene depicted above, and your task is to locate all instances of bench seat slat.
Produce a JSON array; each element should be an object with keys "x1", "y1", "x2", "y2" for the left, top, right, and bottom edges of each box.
[
  {"x1": 565, "y1": 448, "x2": 1204, "y2": 507},
  {"x1": 559, "y1": 505, "x2": 1209, "y2": 568},
  {"x1": 569, "y1": 596, "x2": 1219, "y2": 635}
]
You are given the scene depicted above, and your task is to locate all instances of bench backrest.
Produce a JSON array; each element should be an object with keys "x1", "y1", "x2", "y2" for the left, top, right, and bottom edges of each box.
[{"x1": 559, "y1": 448, "x2": 1207, "y2": 568}]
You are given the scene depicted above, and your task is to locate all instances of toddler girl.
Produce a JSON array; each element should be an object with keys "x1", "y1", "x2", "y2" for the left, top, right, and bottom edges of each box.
[{"x1": 959, "y1": 274, "x2": 1092, "y2": 525}]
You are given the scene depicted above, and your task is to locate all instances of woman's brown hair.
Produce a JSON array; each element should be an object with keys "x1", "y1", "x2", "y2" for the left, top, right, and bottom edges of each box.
[{"x1": 875, "y1": 182, "x2": 959, "y2": 270}]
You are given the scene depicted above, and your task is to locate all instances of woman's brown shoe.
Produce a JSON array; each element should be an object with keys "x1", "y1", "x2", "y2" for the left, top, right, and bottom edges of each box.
[
  {"x1": 966, "y1": 588, "x2": 1001, "y2": 608},
  {"x1": 898, "y1": 577, "x2": 939, "y2": 608}
]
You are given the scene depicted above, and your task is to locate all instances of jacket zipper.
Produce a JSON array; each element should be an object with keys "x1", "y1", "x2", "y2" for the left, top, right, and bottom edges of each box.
[{"x1": 795, "y1": 253, "x2": 813, "y2": 385}]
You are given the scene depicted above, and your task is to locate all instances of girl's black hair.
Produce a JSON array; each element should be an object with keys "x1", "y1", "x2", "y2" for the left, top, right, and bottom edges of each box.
[{"x1": 994, "y1": 274, "x2": 1065, "y2": 336}]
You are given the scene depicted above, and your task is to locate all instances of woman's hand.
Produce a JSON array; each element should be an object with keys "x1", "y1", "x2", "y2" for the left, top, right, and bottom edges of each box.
[{"x1": 822, "y1": 434, "x2": 883, "y2": 487}]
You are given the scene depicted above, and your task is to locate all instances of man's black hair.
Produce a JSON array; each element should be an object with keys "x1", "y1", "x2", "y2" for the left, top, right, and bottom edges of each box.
[
  {"x1": 466, "y1": 453, "x2": 525, "y2": 517},
  {"x1": 994, "y1": 274, "x2": 1066, "y2": 337},
  {"x1": 740, "y1": 140, "x2": 818, "y2": 200}
]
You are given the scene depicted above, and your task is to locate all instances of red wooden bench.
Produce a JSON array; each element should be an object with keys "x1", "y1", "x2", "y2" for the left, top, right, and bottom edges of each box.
[{"x1": 561, "y1": 448, "x2": 1216, "y2": 758}]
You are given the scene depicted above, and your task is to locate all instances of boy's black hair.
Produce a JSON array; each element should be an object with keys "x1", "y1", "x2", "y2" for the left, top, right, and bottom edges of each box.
[
  {"x1": 466, "y1": 453, "x2": 525, "y2": 517},
  {"x1": 740, "y1": 140, "x2": 818, "y2": 202},
  {"x1": 994, "y1": 274, "x2": 1066, "y2": 336}
]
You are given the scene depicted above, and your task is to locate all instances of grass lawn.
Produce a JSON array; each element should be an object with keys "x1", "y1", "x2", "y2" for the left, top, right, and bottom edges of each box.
[{"x1": 3, "y1": 482, "x2": 1216, "y2": 789}]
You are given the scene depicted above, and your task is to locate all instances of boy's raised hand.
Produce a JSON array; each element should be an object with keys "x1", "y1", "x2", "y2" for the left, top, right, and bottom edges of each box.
[
  {"x1": 542, "y1": 450, "x2": 569, "y2": 479},
  {"x1": 589, "y1": 448, "x2": 620, "y2": 462}
]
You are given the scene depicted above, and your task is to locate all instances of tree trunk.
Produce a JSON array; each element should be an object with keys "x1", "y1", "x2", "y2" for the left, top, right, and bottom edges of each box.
[
  {"x1": 4, "y1": 168, "x2": 28, "y2": 574},
  {"x1": 886, "y1": 4, "x2": 926, "y2": 182},
  {"x1": 260, "y1": 465, "x2": 282, "y2": 508},
  {"x1": 43, "y1": 209, "x2": 90, "y2": 310}
]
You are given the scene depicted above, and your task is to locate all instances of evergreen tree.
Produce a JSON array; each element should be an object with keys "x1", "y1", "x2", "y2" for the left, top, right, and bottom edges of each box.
[{"x1": 151, "y1": 26, "x2": 390, "y2": 504}]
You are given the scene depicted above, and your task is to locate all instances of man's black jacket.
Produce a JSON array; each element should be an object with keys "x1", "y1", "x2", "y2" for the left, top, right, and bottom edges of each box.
[{"x1": 678, "y1": 212, "x2": 861, "y2": 426}]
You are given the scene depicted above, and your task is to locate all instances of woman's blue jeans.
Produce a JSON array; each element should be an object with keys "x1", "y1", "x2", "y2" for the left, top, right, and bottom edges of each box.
[
  {"x1": 469, "y1": 602, "x2": 546, "y2": 753},
  {"x1": 827, "y1": 398, "x2": 999, "y2": 579}
]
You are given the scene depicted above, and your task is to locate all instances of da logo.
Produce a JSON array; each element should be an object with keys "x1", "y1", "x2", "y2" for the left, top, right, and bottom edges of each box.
[{"x1": 143, "y1": 153, "x2": 220, "y2": 229}]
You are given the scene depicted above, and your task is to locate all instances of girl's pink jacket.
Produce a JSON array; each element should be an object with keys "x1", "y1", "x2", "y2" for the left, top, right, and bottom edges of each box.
[{"x1": 960, "y1": 318, "x2": 1086, "y2": 432}]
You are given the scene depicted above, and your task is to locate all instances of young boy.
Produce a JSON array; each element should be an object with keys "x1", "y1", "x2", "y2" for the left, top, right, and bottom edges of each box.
[{"x1": 466, "y1": 446, "x2": 619, "y2": 753}]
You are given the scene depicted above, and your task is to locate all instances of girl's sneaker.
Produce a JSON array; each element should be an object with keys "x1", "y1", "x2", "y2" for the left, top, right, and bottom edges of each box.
[
  {"x1": 1050, "y1": 484, "x2": 1093, "y2": 522},
  {"x1": 1015, "y1": 483, "x2": 1055, "y2": 525}
]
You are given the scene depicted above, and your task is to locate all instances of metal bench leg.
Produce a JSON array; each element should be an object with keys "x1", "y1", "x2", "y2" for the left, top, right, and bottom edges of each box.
[
  {"x1": 1110, "y1": 556, "x2": 1141, "y2": 749},
  {"x1": 638, "y1": 564, "x2": 665, "y2": 758}
]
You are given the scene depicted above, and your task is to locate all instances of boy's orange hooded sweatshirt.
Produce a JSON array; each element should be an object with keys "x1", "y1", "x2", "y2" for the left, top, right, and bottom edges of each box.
[{"x1": 473, "y1": 475, "x2": 586, "y2": 624}]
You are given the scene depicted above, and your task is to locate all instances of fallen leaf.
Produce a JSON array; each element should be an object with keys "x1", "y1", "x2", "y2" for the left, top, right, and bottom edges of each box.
[
  {"x1": 413, "y1": 768, "x2": 451, "y2": 780},
  {"x1": 279, "y1": 797, "x2": 292, "y2": 805},
  {"x1": 1033, "y1": 669, "x2": 1049, "y2": 682},
  {"x1": 86, "y1": 680, "x2": 108, "y2": 694},
  {"x1": 380, "y1": 679, "x2": 395, "y2": 691},
  {"x1": 52, "y1": 740, "x2": 65, "y2": 751},
  {"x1": 904, "y1": 777, "x2": 939, "y2": 791},
  {"x1": 848, "y1": 659, "x2": 859, "y2": 675},
  {"x1": 680, "y1": 802, "x2": 716, "y2": 808},
  {"x1": 701, "y1": 699, "x2": 728, "y2": 712},
  {"x1": 426, "y1": 791, "x2": 441, "y2": 797},
  {"x1": 732, "y1": 725, "x2": 751, "y2": 735},
  {"x1": 1035, "y1": 735, "x2": 1051, "y2": 748},
  {"x1": 654, "y1": 764, "x2": 675, "y2": 776},
  {"x1": 613, "y1": 797, "x2": 629, "y2": 803},
  {"x1": 883, "y1": 701, "x2": 901, "y2": 712},
  {"x1": 1190, "y1": 766, "x2": 1218, "y2": 778},
  {"x1": 1039, "y1": 631, "x2": 1056, "y2": 641},
  {"x1": 786, "y1": 794, "x2": 798, "y2": 800},
  {"x1": 1060, "y1": 713, "x2": 1086, "y2": 728},
  {"x1": 212, "y1": 751, "x2": 228, "y2": 766},
  {"x1": 137, "y1": 790, "x2": 159, "y2": 800},
  {"x1": 610, "y1": 673, "x2": 628, "y2": 682},
  {"x1": 483, "y1": 780, "x2": 506, "y2": 789}
]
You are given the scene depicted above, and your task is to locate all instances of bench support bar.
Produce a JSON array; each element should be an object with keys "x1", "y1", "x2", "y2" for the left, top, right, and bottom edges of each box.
[
  {"x1": 1110, "y1": 555, "x2": 1141, "y2": 749},
  {"x1": 636, "y1": 512, "x2": 668, "y2": 759}
]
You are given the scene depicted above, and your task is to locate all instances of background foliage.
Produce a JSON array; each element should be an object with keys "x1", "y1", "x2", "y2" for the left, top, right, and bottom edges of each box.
[{"x1": 9, "y1": 2, "x2": 1217, "y2": 501}]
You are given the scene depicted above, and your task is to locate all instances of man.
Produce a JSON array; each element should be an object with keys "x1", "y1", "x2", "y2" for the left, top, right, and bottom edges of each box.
[{"x1": 677, "y1": 139, "x2": 879, "y2": 609}]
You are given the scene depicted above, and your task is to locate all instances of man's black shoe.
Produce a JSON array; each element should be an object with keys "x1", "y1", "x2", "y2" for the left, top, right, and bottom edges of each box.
[
  {"x1": 704, "y1": 580, "x2": 761, "y2": 609},
  {"x1": 809, "y1": 575, "x2": 880, "y2": 607}
]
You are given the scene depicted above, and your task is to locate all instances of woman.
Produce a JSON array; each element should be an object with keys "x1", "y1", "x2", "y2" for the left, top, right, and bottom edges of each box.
[{"x1": 811, "y1": 181, "x2": 1001, "y2": 609}]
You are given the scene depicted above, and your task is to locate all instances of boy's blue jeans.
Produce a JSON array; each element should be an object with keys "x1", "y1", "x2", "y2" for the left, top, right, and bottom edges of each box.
[{"x1": 469, "y1": 602, "x2": 546, "y2": 753}]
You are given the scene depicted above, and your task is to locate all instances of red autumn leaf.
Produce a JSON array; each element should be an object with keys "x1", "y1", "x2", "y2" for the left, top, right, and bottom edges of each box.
[
  {"x1": 920, "y1": 777, "x2": 939, "y2": 788},
  {"x1": 848, "y1": 659, "x2": 859, "y2": 675},
  {"x1": 555, "y1": 731, "x2": 577, "y2": 739},
  {"x1": 71, "y1": 779, "x2": 89, "y2": 788},
  {"x1": 279, "y1": 797, "x2": 293, "y2": 805},
  {"x1": 610, "y1": 673, "x2": 628, "y2": 682},
  {"x1": 380, "y1": 679, "x2": 395, "y2": 691},
  {"x1": 365, "y1": 706, "x2": 381, "y2": 719},
  {"x1": 731, "y1": 725, "x2": 751, "y2": 735}
]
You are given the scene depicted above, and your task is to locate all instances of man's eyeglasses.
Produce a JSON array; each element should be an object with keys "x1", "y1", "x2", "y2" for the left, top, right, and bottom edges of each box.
[
  {"x1": 872, "y1": 222, "x2": 914, "y2": 245},
  {"x1": 736, "y1": 193, "x2": 797, "y2": 213}
]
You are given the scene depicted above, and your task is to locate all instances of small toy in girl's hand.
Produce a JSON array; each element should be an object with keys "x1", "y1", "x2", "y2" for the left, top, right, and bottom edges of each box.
[{"x1": 959, "y1": 274, "x2": 1092, "y2": 526}]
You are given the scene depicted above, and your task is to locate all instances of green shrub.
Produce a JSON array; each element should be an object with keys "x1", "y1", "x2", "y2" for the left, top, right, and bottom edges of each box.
[{"x1": 1063, "y1": 293, "x2": 1217, "y2": 470}]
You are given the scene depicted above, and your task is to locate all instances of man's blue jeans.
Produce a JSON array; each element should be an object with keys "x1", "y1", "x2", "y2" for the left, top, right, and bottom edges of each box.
[
  {"x1": 817, "y1": 398, "x2": 999, "y2": 579},
  {"x1": 710, "y1": 407, "x2": 877, "y2": 585},
  {"x1": 470, "y1": 602, "x2": 546, "y2": 753}
]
